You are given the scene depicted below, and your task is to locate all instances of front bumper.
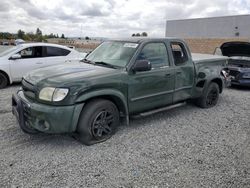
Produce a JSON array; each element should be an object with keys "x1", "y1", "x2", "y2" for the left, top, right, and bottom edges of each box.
[
  {"x1": 12, "y1": 90, "x2": 84, "y2": 134},
  {"x1": 231, "y1": 79, "x2": 250, "y2": 87}
]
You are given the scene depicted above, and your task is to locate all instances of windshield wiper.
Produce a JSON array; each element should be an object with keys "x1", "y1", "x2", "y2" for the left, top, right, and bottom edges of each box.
[{"x1": 94, "y1": 61, "x2": 117, "y2": 69}]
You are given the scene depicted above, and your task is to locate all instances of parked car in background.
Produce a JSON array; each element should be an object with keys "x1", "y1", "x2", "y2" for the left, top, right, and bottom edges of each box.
[
  {"x1": 0, "y1": 43, "x2": 87, "y2": 88},
  {"x1": 215, "y1": 41, "x2": 250, "y2": 87},
  {"x1": 2, "y1": 41, "x2": 9, "y2": 46},
  {"x1": 15, "y1": 39, "x2": 25, "y2": 46}
]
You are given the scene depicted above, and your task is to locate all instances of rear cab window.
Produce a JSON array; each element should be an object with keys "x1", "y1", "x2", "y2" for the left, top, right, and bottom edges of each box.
[{"x1": 170, "y1": 42, "x2": 188, "y2": 66}]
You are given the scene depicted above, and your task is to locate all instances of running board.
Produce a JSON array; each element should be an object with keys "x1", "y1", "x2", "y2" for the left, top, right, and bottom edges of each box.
[{"x1": 133, "y1": 102, "x2": 186, "y2": 118}]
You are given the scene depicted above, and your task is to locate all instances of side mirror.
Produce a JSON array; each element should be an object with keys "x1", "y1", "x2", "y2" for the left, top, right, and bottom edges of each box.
[
  {"x1": 132, "y1": 60, "x2": 151, "y2": 72},
  {"x1": 85, "y1": 51, "x2": 92, "y2": 58},
  {"x1": 214, "y1": 47, "x2": 222, "y2": 56},
  {"x1": 10, "y1": 54, "x2": 21, "y2": 60}
]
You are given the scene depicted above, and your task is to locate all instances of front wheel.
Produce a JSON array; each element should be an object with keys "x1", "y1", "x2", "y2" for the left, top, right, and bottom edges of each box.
[
  {"x1": 195, "y1": 82, "x2": 220, "y2": 108},
  {"x1": 76, "y1": 99, "x2": 120, "y2": 145}
]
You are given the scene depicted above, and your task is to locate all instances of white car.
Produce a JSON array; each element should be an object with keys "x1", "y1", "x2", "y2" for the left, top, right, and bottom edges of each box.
[{"x1": 0, "y1": 43, "x2": 86, "y2": 88}]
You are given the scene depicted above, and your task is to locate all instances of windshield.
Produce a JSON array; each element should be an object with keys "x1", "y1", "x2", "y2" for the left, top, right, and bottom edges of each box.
[
  {"x1": 0, "y1": 46, "x2": 20, "y2": 57},
  {"x1": 86, "y1": 41, "x2": 138, "y2": 67}
]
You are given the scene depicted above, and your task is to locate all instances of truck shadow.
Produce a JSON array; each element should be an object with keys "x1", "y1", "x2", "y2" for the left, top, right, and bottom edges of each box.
[
  {"x1": 125, "y1": 103, "x2": 195, "y2": 129},
  {"x1": 229, "y1": 85, "x2": 250, "y2": 91}
]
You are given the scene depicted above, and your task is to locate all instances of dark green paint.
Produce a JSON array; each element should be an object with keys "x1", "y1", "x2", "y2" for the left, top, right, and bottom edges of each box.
[{"x1": 16, "y1": 38, "x2": 227, "y2": 133}]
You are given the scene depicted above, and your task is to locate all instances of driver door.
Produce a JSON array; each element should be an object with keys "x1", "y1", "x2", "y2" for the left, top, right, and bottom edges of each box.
[
  {"x1": 10, "y1": 46, "x2": 45, "y2": 80},
  {"x1": 128, "y1": 42, "x2": 175, "y2": 114}
]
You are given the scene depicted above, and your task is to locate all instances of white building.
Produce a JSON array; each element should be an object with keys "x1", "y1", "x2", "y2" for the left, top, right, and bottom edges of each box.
[{"x1": 166, "y1": 14, "x2": 250, "y2": 38}]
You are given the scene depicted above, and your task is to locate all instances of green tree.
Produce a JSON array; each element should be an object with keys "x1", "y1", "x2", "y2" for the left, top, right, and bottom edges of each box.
[
  {"x1": 48, "y1": 33, "x2": 55, "y2": 38},
  {"x1": 135, "y1": 33, "x2": 141, "y2": 37},
  {"x1": 141, "y1": 32, "x2": 148, "y2": 37},
  {"x1": 85, "y1": 36, "x2": 90, "y2": 40},
  {"x1": 36, "y1": 28, "x2": 42, "y2": 36},
  {"x1": 61, "y1": 34, "x2": 65, "y2": 38},
  {"x1": 0, "y1": 32, "x2": 14, "y2": 40},
  {"x1": 25, "y1": 32, "x2": 35, "y2": 41},
  {"x1": 131, "y1": 33, "x2": 136, "y2": 37},
  {"x1": 17, "y1": 29, "x2": 25, "y2": 39}
]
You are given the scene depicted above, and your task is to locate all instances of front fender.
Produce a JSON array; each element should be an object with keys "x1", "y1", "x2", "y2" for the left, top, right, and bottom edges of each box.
[{"x1": 75, "y1": 89, "x2": 129, "y2": 117}]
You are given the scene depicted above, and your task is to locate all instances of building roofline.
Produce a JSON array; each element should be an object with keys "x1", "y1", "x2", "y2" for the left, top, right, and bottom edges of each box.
[{"x1": 166, "y1": 14, "x2": 250, "y2": 22}]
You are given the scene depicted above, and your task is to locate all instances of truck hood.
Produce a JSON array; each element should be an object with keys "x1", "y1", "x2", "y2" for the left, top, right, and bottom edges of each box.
[
  {"x1": 220, "y1": 42, "x2": 250, "y2": 57},
  {"x1": 24, "y1": 62, "x2": 118, "y2": 86}
]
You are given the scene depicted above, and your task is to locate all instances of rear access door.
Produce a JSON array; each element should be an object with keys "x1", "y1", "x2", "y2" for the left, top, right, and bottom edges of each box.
[{"x1": 169, "y1": 41, "x2": 195, "y2": 102}]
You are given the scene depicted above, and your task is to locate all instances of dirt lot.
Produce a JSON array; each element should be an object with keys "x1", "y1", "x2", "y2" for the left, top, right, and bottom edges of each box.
[{"x1": 0, "y1": 85, "x2": 249, "y2": 188}]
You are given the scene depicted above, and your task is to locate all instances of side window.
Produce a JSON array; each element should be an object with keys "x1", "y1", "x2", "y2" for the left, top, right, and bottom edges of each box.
[
  {"x1": 137, "y1": 43, "x2": 169, "y2": 68},
  {"x1": 18, "y1": 47, "x2": 33, "y2": 58},
  {"x1": 46, "y1": 47, "x2": 70, "y2": 57},
  {"x1": 18, "y1": 46, "x2": 43, "y2": 58},
  {"x1": 171, "y1": 43, "x2": 188, "y2": 66}
]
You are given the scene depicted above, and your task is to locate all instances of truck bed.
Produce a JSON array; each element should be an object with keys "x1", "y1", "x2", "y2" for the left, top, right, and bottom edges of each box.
[{"x1": 192, "y1": 53, "x2": 228, "y2": 63}]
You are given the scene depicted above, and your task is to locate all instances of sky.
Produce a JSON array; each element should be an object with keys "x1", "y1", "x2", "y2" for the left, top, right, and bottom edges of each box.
[{"x1": 0, "y1": 0, "x2": 250, "y2": 38}]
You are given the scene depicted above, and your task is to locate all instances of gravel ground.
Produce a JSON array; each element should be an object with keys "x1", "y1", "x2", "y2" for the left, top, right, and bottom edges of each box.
[{"x1": 0, "y1": 85, "x2": 249, "y2": 188}]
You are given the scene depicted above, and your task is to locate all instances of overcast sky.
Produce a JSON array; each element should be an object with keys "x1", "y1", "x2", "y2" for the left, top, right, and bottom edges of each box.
[{"x1": 0, "y1": 0, "x2": 249, "y2": 38}]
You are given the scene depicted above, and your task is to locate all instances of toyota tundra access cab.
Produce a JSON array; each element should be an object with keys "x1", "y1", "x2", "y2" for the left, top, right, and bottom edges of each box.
[{"x1": 12, "y1": 38, "x2": 228, "y2": 145}]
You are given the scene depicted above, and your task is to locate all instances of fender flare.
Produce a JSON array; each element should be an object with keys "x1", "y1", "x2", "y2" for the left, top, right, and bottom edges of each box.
[{"x1": 75, "y1": 89, "x2": 129, "y2": 124}]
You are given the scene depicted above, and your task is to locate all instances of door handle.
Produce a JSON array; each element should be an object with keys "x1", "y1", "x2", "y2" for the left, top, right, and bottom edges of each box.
[
  {"x1": 165, "y1": 73, "x2": 171, "y2": 77},
  {"x1": 176, "y1": 71, "x2": 182, "y2": 75}
]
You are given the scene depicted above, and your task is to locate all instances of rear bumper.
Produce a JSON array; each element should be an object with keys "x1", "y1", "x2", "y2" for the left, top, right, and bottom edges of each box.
[{"x1": 12, "y1": 90, "x2": 84, "y2": 134}]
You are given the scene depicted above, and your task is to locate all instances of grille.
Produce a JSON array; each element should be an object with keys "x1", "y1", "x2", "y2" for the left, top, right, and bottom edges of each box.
[
  {"x1": 229, "y1": 70, "x2": 240, "y2": 78},
  {"x1": 22, "y1": 79, "x2": 36, "y2": 99}
]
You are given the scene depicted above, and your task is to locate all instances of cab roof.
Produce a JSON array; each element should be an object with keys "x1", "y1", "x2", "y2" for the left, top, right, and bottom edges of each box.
[{"x1": 110, "y1": 37, "x2": 180, "y2": 43}]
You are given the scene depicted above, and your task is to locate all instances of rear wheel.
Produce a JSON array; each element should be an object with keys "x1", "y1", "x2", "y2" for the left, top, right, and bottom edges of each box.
[
  {"x1": 76, "y1": 99, "x2": 120, "y2": 145},
  {"x1": 0, "y1": 72, "x2": 8, "y2": 89},
  {"x1": 195, "y1": 82, "x2": 220, "y2": 108}
]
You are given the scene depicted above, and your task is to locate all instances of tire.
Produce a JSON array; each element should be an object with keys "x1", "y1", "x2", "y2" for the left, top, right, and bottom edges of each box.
[
  {"x1": 195, "y1": 82, "x2": 220, "y2": 108},
  {"x1": 76, "y1": 99, "x2": 120, "y2": 145},
  {"x1": 0, "y1": 72, "x2": 8, "y2": 89}
]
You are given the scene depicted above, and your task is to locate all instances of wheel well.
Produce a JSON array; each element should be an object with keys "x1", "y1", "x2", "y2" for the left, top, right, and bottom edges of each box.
[
  {"x1": 84, "y1": 95, "x2": 127, "y2": 117},
  {"x1": 196, "y1": 80, "x2": 206, "y2": 88},
  {"x1": 211, "y1": 78, "x2": 223, "y2": 93},
  {"x1": 0, "y1": 70, "x2": 10, "y2": 84}
]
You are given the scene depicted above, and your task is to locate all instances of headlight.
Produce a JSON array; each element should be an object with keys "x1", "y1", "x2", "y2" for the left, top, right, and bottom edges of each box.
[
  {"x1": 242, "y1": 73, "x2": 250, "y2": 79},
  {"x1": 53, "y1": 88, "x2": 69, "y2": 101},
  {"x1": 39, "y1": 87, "x2": 69, "y2": 102}
]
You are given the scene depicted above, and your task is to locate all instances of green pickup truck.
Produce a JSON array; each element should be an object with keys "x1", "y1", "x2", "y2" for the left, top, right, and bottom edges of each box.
[{"x1": 12, "y1": 38, "x2": 228, "y2": 145}]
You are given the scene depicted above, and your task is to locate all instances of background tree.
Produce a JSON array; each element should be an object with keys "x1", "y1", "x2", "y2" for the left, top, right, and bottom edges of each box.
[
  {"x1": 131, "y1": 33, "x2": 136, "y2": 37},
  {"x1": 36, "y1": 28, "x2": 42, "y2": 36},
  {"x1": 0, "y1": 32, "x2": 14, "y2": 40},
  {"x1": 24, "y1": 32, "x2": 35, "y2": 41},
  {"x1": 141, "y1": 32, "x2": 148, "y2": 37},
  {"x1": 61, "y1": 34, "x2": 65, "y2": 39},
  {"x1": 17, "y1": 29, "x2": 25, "y2": 39},
  {"x1": 135, "y1": 33, "x2": 141, "y2": 37},
  {"x1": 85, "y1": 36, "x2": 90, "y2": 40}
]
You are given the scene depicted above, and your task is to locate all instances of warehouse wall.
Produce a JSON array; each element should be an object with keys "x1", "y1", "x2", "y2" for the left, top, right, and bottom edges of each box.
[
  {"x1": 184, "y1": 38, "x2": 250, "y2": 54},
  {"x1": 166, "y1": 15, "x2": 250, "y2": 38}
]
